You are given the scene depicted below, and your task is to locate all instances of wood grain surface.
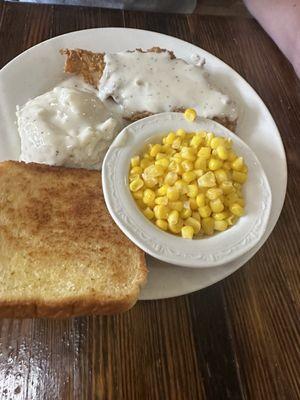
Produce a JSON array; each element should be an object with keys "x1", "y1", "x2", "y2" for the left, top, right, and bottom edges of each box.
[{"x1": 0, "y1": 2, "x2": 299, "y2": 399}]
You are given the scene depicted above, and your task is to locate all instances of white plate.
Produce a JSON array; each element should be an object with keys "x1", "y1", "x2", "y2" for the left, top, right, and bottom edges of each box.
[
  {"x1": 0, "y1": 28, "x2": 287, "y2": 300},
  {"x1": 102, "y1": 113, "x2": 272, "y2": 268}
]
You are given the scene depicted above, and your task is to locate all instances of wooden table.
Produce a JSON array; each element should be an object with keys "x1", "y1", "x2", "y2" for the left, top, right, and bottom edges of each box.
[{"x1": 0, "y1": 2, "x2": 299, "y2": 399}]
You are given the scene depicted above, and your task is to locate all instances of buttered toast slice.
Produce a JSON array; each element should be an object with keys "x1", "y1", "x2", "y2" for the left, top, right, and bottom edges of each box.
[{"x1": 0, "y1": 161, "x2": 147, "y2": 318}]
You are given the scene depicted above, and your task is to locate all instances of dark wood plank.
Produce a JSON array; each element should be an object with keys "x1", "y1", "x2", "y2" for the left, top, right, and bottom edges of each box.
[{"x1": 0, "y1": 3, "x2": 299, "y2": 400}]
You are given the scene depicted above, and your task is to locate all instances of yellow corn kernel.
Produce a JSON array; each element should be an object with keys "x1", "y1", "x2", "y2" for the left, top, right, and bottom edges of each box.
[
  {"x1": 143, "y1": 176, "x2": 158, "y2": 188},
  {"x1": 129, "y1": 174, "x2": 139, "y2": 182},
  {"x1": 196, "y1": 193, "x2": 206, "y2": 207},
  {"x1": 140, "y1": 158, "x2": 152, "y2": 169},
  {"x1": 190, "y1": 134, "x2": 202, "y2": 148},
  {"x1": 210, "y1": 198, "x2": 224, "y2": 213},
  {"x1": 154, "y1": 205, "x2": 169, "y2": 220},
  {"x1": 163, "y1": 171, "x2": 177, "y2": 186},
  {"x1": 192, "y1": 211, "x2": 201, "y2": 221},
  {"x1": 156, "y1": 184, "x2": 168, "y2": 196},
  {"x1": 133, "y1": 189, "x2": 144, "y2": 200},
  {"x1": 165, "y1": 132, "x2": 176, "y2": 145},
  {"x1": 174, "y1": 180, "x2": 188, "y2": 194},
  {"x1": 231, "y1": 157, "x2": 244, "y2": 171},
  {"x1": 197, "y1": 147, "x2": 211, "y2": 159},
  {"x1": 155, "y1": 196, "x2": 168, "y2": 206},
  {"x1": 194, "y1": 157, "x2": 207, "y2": 170},
  {"x1": 184, "y1": 108, "x2": 197, "y2": 122},
  {"x1": 220, "y1": 180, "x2": 234, "y2": 194},
  {"x1": 216, "y1": 145, "x2": 229, "y2": 160},
  {"x1": 210, "y1": 137, "x2": 225, "y2": 149},
  {"x1": 130, "y1": 166, "x2": 143, "y2": 175},
  {"x1": 230, "y1": 203, "x2": 244, "y2": 217},
  {"x1": 181, "y1": 225, "x2": 194, "y2": 239},
  {"x1": 181, "y1": 147, "x2": 196, "y2": 161},
  {"x1": 189, "y1": 198, "x2": 198, "y2": 211},
  {"x1": 156, "y1": 219, "x2": 168, "y2": 231},
  {"x1": 225, "y1": 138, "x2": 232, "y2": 149},
  {"x1": 176, "y1": 128, "x2": 186, "y2": 138},
  {"x1": 143, "y1": 207, "x2": 154, "y2": 220},
  {"x1": 187, "y1": 184, "x2": 198, "y2": 198},
  {"x1": 205, "y1": 132, "x2": 215, "y2": 146},
  {"x1": 202, "y1": 217, "x2": 215, "y2": 235},
  {"x1": 223, "y1": 161, "x2": 232, "y2": 171},
  {"x1": 155, "y1": 158, "x2": 169, "y2": 169},
  {"x1": 182, "y1": 171, "x2": 197, "y2": 183},
  {"x1": 198, "y1": 171, "x2": 216, "y2": 187},
  {"x1": 143, "y1": 164, "x2": 164, "y2": 178},
  {"x1": 180, "y1": 207, "x2": 192, "y2": 219},
  {"x1": 130, "y1": 178, "x2": 144, "y2": 192},
  {"x1": 143, "y1": 188, "x2": 156, "y2": 205},
  {"x1": 232, "y1": 171, "x2": 247, "y2": 184},
  {"x1": 168, "y1": 210, "x2": 179, "y2": 225},
  {"x1": 168, "y1": 160, "x2": 178, "y2": 172},
  {"x1": 169, "y1": 219, "x2": 184, "y2": 234},
  {"x1": 214, "y1": 169, "x2": 228, "y2": 184},
  {"x1": 181, "y1": 160, "x2": 194, "y2": 172},
  {"x1": 185, "y1": 217, "x2": 201, "y2": 234},
  {"x1": 214, "y1": 220, "x2": 228, "y2": 232},
  {"x1": 213, "y1": 211, "x2": 229, "y2": 221},
  {"x1": 169, "y1": 201, "x2": 184, "y2": 212},
  {"x1": 193, "y1": 169, "x2": 204, "y2": 178},
  {"x1": 227, "y1": 214, "x2": 238, "y2": 226},
  {"x1": 208, "y1": 158, "x2": 223, "y2": 171},
  {"x1": 172, "y1": 137, "x2": 182, "y2": 149},
  {"x1": 228, "y1": 151, "x2": 237, "y2": 161},
  {"x1": 136, "y1": 199, "x2": 147, "y2": 210},
  {"x1": 206, "y1": 188, "x2": 223, "y2": 200},
  {"x1": 149, "y1": 143, "x2": 162, "y2": 157},
  {"x1": 131, "y1": 155, "x2": 140, "y2": 167},
  {"x1": 241, "y1": 165, "x2": 248, "y2": 174},
  {"x1": 199, "y1": 205, "x2": 212, "y2": 218},
  {"x1": 167, "y1": 186, "x2": 180, "y2": 201}
]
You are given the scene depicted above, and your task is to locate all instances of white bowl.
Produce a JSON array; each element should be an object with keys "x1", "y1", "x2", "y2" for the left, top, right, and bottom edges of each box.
[{"x1": 102, "y1": 112, "x2": 272, "y2": 268}]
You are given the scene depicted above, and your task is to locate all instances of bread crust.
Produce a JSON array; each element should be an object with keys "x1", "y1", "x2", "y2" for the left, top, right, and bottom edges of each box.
[{"x1": 0, "y1": 161, "x2": 147, "y2": 318}]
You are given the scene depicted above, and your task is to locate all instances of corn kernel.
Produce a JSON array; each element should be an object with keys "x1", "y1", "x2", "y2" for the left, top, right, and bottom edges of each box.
[
  {"x1": 155, "y1": 196, "x2": 168, "y2": 206},
  {"x1": 169, "y1": 201, "x2": 184, "y2": 212},
  {"x1": 227, "y1": 214, "x2": 238, "y2": 226},
  {"x1": 196, "y1": 193, "x2": 206, "y2": 207},
  {"x1": 181, "y1": 225, "x2": 194, "y2": 239},
  {"x1": 187, "y1": 184, "x2": 198, "y2": 198},
  {"x1": 181, "y1": 147, "x2": 196, "y2": 161},
  {"x1": 164, "y1": 172, "x2": 178, "y2": 185},
  {"x1": 168, "y1": 210, "x2": 179, "y2": 225},
  {"x1": 154, "y1": 205, "x2": 169, "y2": 220},
  {"x1": 172, "y1": 137, "x2": 182, "y2": 149},
  {"x1": 143, "y1": 177, "x2": 158, "y2": 188},
  {"x1": 174, "y1": 180, "x2": 188, "y2": 194},
  {"x1": 176, "y1": 128, "x2": 186, "y2": 138},
  {"x1": 202, "y1": 217, "x2": 215, "y2": 235},
  {"x1": 129, "y1": 174, "x2": 139, "y2": 182},
  {"x1": 223, "y1": 161, "x2": 232, "y2": 170},
  {"x1": 156, "y1": 219, "x2": 168, "y2": 231},
  {"x1": 149, "y1": 143, "x2": 162, "y2": 157},
  {"x1": 210, "y1": 198, "x2": 224, "y2": 213},
  {"x1": 214, "y1": 220, "x2": 228, "y2": 232},
  {"x1": 216, "y1": 145, "x2": 229, "y2": 160},
  {"x1": 190, "y1": 134, "x2": 202, "y2": 148},
  {"x1": 131, "y1": 156, "x2": 140, "y2": 167},
  {"x1": 197, "y1": 147, "x2": 211, "y2": 159},
  {"x1": 192, "y1": 211, "x2": 201, "y2": 221},
  {"x1": 133, "y1": 190, "x2": 144, "y2": 200},
  {"x1": 180, "y1": 208, "x2": 192, "y2": 219},
  {"x1": 231, "y1": 157, "x2": 244, "y2": 171},
  {"x1": 157, "y1": 185, "x2": 168, "y2": 196},
  {"x1": 214, "y1": 169, "x2": 228, "y2": 183},
  {"x1": 130, "y1": 166, "x2": 143, "y2": 175},
  {"x1": 198, "y1": 171, "x2": 216, "y2": 187},
  {"x1": 208, "y1": 158, "x2": 223, "y2": 171},
  {"x1": 220, "y1": 180, "x2": 234, "y2": 194},
  {"x1": 169, "y1": 219, "x2": 184, "y2": 234},
  {"x1": 194, "y1": 169, "x2": 204, "y2": 178},
  {"x1": 194, "y1": 157, "x2": 207, "y2": 170},
  {"x1": 210, "y1": 137, "x2": 225, "y2": 149},
  {"x1": 140, "y1": 158, "x2": 152, "y2": 169},
  {"x1": 181, "y1": 160, "x2": 194, "y2": 172},
  {"x1": 143, "y1": 188, "x2": 156, "y2": 205},
  {"x1": 225, "y1": 138, "x2": 232, "y2": 149},
  {"x1": 165, "y1": 132, "x2": 176, "y2": 145},
  {"x1": 184, "y1": 108, "x2": 197, "y2": 122},
  {"x1": 189, "y1": 198, "x2": 198, "y2": 211},
  {"x1": 143, "y1": 207, "x2": 154, "y2": 220},
  {"x1": 230, "y1": 203, "x2": 244, "y2": 217},
  {"x1": 199, "y1": 205, "x2": 212, "y2": 218},
  {"x1": 206, "y1": 188, "x2": 223, "y2": 200},
  {"x1": 167, "y1": 186, "x2": 180, "y2": 201},
  {"x1": 130, "y1": 178, "x2": 144, "y2": 192},
  {"x1": 185, "y1": 217, "x2": 201, "y2": 234},
  {"x1": 182, "y1": 171, "x2": 197, "y2": 183},
  {"x1": 232, "y1": 171, "x2": 247, "y2": 184},
  {"x1": 136, "y1": 199, "x2": 147, "y2": 209},
  {"x1": 155, "y1": 158, "x2": 169, "y2": 169},
  {"x1": 213, "y1": 211, "x2": 229, "y2": 221}
]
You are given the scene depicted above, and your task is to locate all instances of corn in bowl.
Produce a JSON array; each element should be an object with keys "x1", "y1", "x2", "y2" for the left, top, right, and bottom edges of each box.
[{"x1": 129, "y1": 129, "x2": 248, "y2": 239}]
